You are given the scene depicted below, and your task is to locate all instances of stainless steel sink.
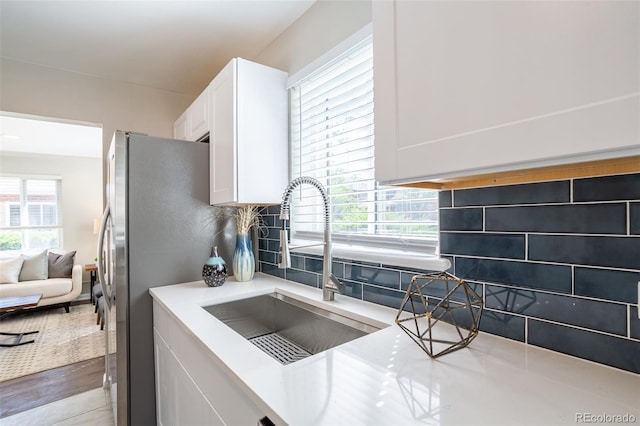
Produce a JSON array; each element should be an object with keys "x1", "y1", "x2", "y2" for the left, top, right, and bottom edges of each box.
[{"x1": 203, "y1": 292, "x2": 383, "y2": 365}]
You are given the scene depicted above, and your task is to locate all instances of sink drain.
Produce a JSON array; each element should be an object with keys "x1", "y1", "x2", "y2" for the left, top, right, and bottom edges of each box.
[{"x1": 249, "y1": 332, "x2": 311, "y2": 365}]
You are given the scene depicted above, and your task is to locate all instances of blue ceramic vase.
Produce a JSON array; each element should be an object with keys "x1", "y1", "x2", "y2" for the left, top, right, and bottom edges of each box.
[{"x1": 233, "y1": 233, "x2": 255, "y2": 282}]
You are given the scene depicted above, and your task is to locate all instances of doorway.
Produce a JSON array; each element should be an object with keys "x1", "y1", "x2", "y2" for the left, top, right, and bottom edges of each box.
[{"x1": 0, "y1": 112, "x2": 107, "y2": 394}]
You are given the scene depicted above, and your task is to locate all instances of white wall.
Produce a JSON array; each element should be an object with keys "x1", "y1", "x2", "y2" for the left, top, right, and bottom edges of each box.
[
  {"x1": 0, "y1": 0, "x2": 371, "y2": 153},
  {"x1": 0, "y1": 58, "x2": 191, "y2": 292},
  {"x1": 255, "y1": 0, "x2": 371, "y2": 76},
  {"x1": 0, "y1": 0, "x2": 371, "y2": 290},
  {"x1": 0, "y1": 152, "x2": 102, "y2": 290},
  {"x1": 0, "y1": 0, "x2": 371, "y2": 150},
  {"x1": 0, "y1": 58, "x2": 193, "y2": 156}
]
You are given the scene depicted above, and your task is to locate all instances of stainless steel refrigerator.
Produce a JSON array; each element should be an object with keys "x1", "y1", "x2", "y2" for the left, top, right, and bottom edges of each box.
[{"x1": 97, "y1": 131, "x2": 233, "y2": 425}]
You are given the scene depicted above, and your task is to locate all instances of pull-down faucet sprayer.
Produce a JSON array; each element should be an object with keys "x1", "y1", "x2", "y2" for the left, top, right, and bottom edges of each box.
[{"x1": 278, "y1": 177, "x2": 344, "y2": 301}]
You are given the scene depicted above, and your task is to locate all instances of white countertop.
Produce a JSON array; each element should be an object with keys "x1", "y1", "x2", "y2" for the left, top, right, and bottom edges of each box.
[{"x1": 150, "y1": 274, "x2": 640, "y2": 425}]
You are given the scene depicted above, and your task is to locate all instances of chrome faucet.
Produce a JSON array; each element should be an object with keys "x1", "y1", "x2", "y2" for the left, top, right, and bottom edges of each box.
[{"x1": 279, "y1": 176, "x2": 344, "y2": 301}]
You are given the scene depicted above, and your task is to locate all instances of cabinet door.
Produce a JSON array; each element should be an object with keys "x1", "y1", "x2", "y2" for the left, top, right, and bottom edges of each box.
[
  {"x1": 208, "y1": 58, "x2": 288, "y2": 205},
  {"x1": 189, "y1": 87, "x2": 210, "y2": 141},
  {"x1": 174, "y1": 360, "x2": 222, "y2": 426},
  {"x1": 173, "y1": 111, "x2": 189, "y2": 141},
  {"x1": 374, "y1": 1, "x2": 639, "y2": 184},
  {"x1": 154, "y1": 329, "x2": 224, "y2": 426},
  {"x1": 154, "y1": 330, "x2": 178, "y2": 426},
  {"x1": 210, "y1": 60, "x2": 237, "y2": 204},
  {"x1": 235, "y1": 58, "x2": 288, "y2": 204},
  {"x1": 154, "y1": 301, "x2": 266, "y2": 425}
]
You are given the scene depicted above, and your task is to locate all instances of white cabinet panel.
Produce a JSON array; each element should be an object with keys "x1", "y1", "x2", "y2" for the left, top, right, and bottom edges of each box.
[
  {"x1": 154, "y1": 330, "x2": 175, "y2": 426},
  {"x1": 210, "y1": 60, "x2": 236, "y2": 205},
  {"x1": 189, "y1": 87, "x2": 210, "y2": 141},
  {"x1": 173, "y1": 86, "x2": 210, "y2": 142},
  {"x1": 154, "y1": 329, "x2": 224, "y2": 426},
  {"x1": 174, "y1": 363, "x2": 221, "y2": 426},
  {"x1": 374, "y1": 0, "x2": 640, "y2": 184},
  {"x1": 175, "y1": 57, "x2": 288, "y2": 203},
  {"x1": 173, "y1": 111, "x2": 188, "y2": 141},
  {"x1": 153, "y1": 301, "x2": 264, "y2": 426},
  {"x1": 209, "y1": 58, "x2": 288, "y2": 205}
]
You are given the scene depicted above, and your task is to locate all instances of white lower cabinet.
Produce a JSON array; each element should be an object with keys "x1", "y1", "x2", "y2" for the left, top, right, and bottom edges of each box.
[
  {"x1": 155, "y1": 330, "x2": 223, "y2": 426},
  {"x1": 153, "y1": 301, "x2": 265, "y2": 426}
]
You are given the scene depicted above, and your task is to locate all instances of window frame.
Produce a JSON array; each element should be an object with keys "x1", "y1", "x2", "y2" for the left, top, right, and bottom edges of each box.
[
  {"x1": 0, "y1": 174, "x2": 64, "y2": 253},
  {"x1": 286, "y1": 25, "x2": 446, "y2": 271}
]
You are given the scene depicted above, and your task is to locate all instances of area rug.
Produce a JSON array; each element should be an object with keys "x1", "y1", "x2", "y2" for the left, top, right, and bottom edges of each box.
[{"x1": 0, "y1": 303, "x2": 116, "y2": 382}]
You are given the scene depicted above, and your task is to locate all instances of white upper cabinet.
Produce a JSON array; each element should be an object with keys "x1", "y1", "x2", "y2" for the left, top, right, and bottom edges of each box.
[
  {"x1": 173, "y1": 110, "x2": 188, "y2": 141},
  {"x1": 189, "y1": 88, "x2": 210, "y2": 141},
  {"x1": 209, "y1": 58, "x2": 288, "y2": 205},
  {"x1": 173, "y1": 87, "x2": 211, "y2": 141},
  {"x1": 173, "y1": 86, "x2": 211, "y2": 142},
  {"x1": 373, "y1": 1, "x2": 640, "y2": 185}
]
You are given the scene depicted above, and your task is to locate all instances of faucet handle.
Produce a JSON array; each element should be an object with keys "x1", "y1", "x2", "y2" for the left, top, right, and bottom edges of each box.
[
  {"x1": 327, "y1": 273, "x2": 345, "y2": 295},
  {"x1": 278, "y1": 230, "x2": 291, "y2": 269}
]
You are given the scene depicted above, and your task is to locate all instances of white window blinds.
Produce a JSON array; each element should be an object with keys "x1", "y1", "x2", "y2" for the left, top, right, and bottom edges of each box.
[
  {"x1": 0, "y1": 176, "x2": 63, "y2": 251},
  {"x1": 289, "y1": 37, "x2": 439, "y2": 253}
]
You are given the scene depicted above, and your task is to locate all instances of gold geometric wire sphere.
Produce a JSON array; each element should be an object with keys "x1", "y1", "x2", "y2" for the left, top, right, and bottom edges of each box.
[{"x1": 395, "y1": 271, "x2": 484, "y2": 358}]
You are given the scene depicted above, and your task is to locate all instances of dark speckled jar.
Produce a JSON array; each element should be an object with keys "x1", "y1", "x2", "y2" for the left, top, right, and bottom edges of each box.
[{"x1": 202, "y1": 246, "x2": 227, "y2": 287}]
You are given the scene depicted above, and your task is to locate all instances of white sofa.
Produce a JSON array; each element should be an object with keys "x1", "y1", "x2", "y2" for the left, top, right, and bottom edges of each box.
[{"x1": 0, "y1": 250, "x2": 82, "y2": 313}]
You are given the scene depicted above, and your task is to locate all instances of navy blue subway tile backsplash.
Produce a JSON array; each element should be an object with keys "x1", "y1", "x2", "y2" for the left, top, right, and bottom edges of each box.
[
  {"x1": 574, "y1": 267, "x2": 639, "y2": 304},
  {"x1": 528, "y1": 235, "x2": 639, "y2": 269},
  {"x1": 485, "y1": 203, "x2": 627, "y2": 234},
  {"x1": 631, "y1": 307, "x2": 640, "y2": 340},
  {"x1": 439, "y1": 208, "x2": 483, "y2": 231},
  {"x1": 573, "y1": 173, "x2": 640, "y2": 201},
  {"x1": 455, "y1": 257, "x2": 572, "y2": 293},
  {"x1": 484, "y1": 285, "x2": 627, "y2": 336},
  {"x1": 631, "y1": 202, "x2": 640, "y2": 235},
  {"x1": 440, "y1": 233, "x2": 526, "y2": 259},
  {"x1": 453, "y1": 180, "x2": 570, "y2": 206},
  {"x1": 259, "y1": 173, "x2": 640, "y2": 373},
  {"x1": 528, "y1": 320, "x2": 639, "y2": 373}
]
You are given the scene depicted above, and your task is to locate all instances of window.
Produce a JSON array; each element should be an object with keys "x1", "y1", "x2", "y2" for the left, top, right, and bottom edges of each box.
[
  {"x1": 0, "y1": 176, "x2": 63, "y2": 251},
  {"x1": 288, "y1": 34, "x2": 440, "y2": 266}
]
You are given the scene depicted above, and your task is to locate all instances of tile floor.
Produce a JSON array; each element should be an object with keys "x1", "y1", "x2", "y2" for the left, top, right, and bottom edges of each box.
[{"x1": 0, "y1": 387, "x2": 114, "y2": 426}]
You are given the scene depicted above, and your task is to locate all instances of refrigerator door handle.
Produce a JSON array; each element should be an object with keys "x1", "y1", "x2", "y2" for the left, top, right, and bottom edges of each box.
[
  {"x1": 97, "y1": 203, "x2": 113, "y2": 390},
  {"x1": 97, "y1": 204, "x2": 112, "y2": 389},
  {"x1": 97, "y1": 204, "x2": 113, "y2": 308}
]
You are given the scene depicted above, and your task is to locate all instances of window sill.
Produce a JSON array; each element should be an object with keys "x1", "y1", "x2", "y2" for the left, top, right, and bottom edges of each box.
[{"x1": 289, "y1": 239, "x2": 451, "y2": 272}]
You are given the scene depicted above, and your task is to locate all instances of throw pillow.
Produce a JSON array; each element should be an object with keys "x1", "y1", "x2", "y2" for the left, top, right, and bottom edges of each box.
[
  {"x1": 48, "y1": 251, "x2": 76, "y2": 278},
  {"x1": 19, "y1": 250, "x2": 49, "y2": 281},
  {"x1": 0, "y1": 256, "x2": 24, "y2": 284}
]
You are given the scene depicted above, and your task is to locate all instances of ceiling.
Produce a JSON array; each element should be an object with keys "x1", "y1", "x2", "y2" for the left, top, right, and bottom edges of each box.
[
  {"x1": 0, "y1": 114, "x2": 103, "y2": 158},
  {"x1": 0, "y1": 0, "x2": 316, "y2": 96}
]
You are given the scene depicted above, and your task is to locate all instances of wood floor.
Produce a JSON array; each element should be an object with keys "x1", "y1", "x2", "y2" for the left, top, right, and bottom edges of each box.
[{"x1": 0, "y1": 353, "x2": 116, "y2": 418}]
